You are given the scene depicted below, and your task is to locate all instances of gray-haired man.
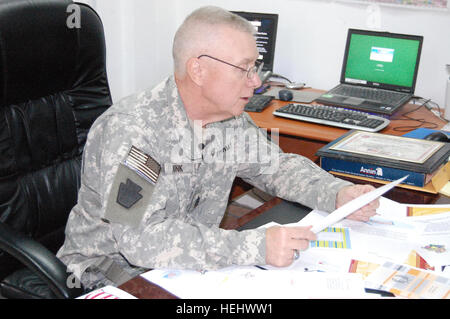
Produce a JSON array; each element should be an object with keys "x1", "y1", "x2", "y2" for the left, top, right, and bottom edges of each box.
[{"x1": 58, "y1": 6, "x2": 378, "y2": 290}]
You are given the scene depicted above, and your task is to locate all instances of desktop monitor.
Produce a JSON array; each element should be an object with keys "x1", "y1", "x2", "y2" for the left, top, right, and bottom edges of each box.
[{"x1": 232, "y1": 11, "x2": 278, "y2": 72}]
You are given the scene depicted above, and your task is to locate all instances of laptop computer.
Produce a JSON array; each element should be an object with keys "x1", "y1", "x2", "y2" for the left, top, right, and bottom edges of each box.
[{"x1": 315, "y1": 29, "x2": 423, "y2": 115}]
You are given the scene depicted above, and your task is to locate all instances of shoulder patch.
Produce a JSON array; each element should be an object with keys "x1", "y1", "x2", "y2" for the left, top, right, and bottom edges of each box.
[
  {"x1": 124, "y1": 146, "x2": 160, "y2": 184},
  {"x1": 104, "y1": 162, "x2": 157, "y2": 228}
]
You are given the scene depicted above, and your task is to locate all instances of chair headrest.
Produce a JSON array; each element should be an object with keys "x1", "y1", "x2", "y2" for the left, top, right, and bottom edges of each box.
[{"x1": 0, "y1": 0, "x2": 107, "y2": 106}]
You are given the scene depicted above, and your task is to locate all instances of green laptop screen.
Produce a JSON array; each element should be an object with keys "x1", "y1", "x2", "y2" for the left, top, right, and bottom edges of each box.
[{"x1": 344, "y1": 34, "x2": 420, "y2": 88}]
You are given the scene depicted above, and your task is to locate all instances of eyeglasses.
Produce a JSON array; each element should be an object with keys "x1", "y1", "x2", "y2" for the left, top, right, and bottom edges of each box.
[{"x1": 197, "y1": 54, "x2": 263, "y2": 79}]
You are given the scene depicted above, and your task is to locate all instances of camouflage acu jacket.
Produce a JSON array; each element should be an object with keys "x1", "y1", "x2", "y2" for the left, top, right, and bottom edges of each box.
[{"x1": 57, "y1": 76, "x2": 352, "y2": 289}]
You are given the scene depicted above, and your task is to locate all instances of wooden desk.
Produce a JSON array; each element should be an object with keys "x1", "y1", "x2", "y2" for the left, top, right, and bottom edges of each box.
[
  {"x1": 230, "y1": 92, "x2": 448, "y2": 201},
  {"x1": 119, "y1": 275, "x2": 177, "y2": 299},
  {"x1": 249, "y1": 89, "x2": 447, "y2": 162}
]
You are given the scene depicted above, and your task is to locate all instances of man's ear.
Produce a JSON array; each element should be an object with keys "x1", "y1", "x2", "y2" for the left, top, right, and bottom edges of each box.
[{"x1": 186, "y1": 57, "x2": 204, "y2": 86}]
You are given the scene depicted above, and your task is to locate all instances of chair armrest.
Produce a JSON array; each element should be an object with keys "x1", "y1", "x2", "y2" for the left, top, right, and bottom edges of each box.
[{"x1": 0, "y1": 222, "x2": 84, "y2": 299}]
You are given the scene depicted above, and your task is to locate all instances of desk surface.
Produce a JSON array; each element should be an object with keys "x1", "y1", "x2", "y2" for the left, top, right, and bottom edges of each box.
[{"x1": 249, "y1": 88, "x2": 447, "y2": 142}]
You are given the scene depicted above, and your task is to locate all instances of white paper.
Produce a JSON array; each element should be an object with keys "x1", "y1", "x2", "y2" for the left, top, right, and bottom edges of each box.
[
  {"x1": 288, "y1": 272, "x2": 366, "y2": 298},
  {"x1": 342, "y1": 214, "x2": 425, "y2": 240},
  {"x1": 345, "y1": 227, "x2": 415, "y2": 264},
  {"x1": 310, "y1": 176, "x2": 409, "y2": 233},
  {"x1": 376, "y1": 196, "x2": 407, "y2": 218},
  {"x1": 233, "y1": 193, "x2": 265, "y2": 209},
  {"x1": 140, "y1": 267, "x2": 367, "y2": 299},
  {"x1": 263, "y1": 248, "x2": 354, "y2": 273},
  {"x1": 140, "y1": 269, "x2": 205, "y2": 299},
  {"x1": 407, "y1": 211, "x2": 450, "y2": 235},
  {"x1": 281, "y1": 199, "x2": 420, "y2": 264}
]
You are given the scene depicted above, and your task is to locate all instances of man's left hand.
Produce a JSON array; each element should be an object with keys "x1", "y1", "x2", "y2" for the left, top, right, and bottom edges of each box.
[{"x1": 336, "y1": 184, "x2": 380, "y2": 222}]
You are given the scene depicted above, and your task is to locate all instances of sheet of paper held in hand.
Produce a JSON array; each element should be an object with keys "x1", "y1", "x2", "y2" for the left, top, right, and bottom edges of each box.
[{"x1": 310, "y1": 175, "x2": 408, "y2": 234}]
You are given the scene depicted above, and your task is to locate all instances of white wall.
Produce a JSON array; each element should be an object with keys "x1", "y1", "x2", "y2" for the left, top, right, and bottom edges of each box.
[{"x1": 84, "y1": 0, "x2": 450, "y2": 109}]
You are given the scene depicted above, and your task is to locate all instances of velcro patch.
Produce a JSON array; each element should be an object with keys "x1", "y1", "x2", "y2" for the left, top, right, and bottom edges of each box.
[
  {"x1": 163, "y1": 163, "x2": 200, "y2": 174},
  {"x1": 124, "y1": 146, "x2": 160, "y2": 184},
  {"x1": 104, "y1": 163, "x2": 156, "y2": 228}
]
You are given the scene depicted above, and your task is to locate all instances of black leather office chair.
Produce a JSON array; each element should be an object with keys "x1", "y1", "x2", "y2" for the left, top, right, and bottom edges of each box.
[{"x1": 0, "y1": 0, "x2": 112, "y2": 298}]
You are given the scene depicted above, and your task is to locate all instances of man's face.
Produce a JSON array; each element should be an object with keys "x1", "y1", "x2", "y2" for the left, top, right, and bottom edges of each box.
[{"x1": 198, "y1": 26, "x2": 262, "y2": 120}]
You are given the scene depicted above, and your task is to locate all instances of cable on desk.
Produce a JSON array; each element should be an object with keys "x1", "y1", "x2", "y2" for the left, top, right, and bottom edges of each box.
[
  {"x1": 418, "y1": 97, "x2": 449, "y2": 123},
  {"x1": 390, "y1": 97, "x2": 440, "y2": 132}
]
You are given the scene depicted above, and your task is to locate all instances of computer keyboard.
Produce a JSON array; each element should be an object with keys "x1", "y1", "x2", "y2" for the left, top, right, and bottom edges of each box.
[
  {"x1": 273, "y1": 103, "x2": 390, "y2": 132},
  {"x1": 244, "y1": 95, "x2": 274, "y2": 112}
]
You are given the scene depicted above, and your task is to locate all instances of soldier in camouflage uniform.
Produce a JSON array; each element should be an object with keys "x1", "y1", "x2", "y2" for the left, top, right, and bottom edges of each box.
[{"x1": 57, "y1": 6, "x2": 379, "y2": 290}]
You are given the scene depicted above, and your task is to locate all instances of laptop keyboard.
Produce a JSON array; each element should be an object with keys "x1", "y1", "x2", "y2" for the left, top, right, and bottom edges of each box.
[{"x1": 333, "y1": 85, "x2": 406, "y2": 103}]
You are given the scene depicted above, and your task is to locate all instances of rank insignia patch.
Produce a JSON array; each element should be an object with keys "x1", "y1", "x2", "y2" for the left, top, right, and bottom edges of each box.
[{"x1": 124, "y1": 146, "x2": 160, "y2": 185}]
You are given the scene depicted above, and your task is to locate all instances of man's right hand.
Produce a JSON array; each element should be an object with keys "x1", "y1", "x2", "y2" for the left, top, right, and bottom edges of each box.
[{"x1": 265, "y1": 225, "x2": 316, "y2": 267}]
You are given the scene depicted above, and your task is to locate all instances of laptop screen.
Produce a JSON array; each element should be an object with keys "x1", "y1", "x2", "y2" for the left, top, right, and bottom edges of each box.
[{"x1": 341, "y1": 29, "x2": 423, "y2": 93}]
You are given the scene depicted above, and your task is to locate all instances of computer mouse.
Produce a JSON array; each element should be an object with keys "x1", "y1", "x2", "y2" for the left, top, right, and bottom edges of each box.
[
  {"x1": 424, "y1": 131, "x2": 449, "y2": 142},
  {"x1": 278, "y1": 89, "x2": 293, "y2": 101}
]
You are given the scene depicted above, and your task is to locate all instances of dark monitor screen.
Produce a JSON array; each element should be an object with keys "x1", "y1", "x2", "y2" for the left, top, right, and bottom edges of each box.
[{"x1": 232, "y1": 11, "x2": 278, "y2": 72}]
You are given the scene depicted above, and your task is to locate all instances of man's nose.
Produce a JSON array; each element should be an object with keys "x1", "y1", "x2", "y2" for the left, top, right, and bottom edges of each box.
[{"x1": 248, "y1": 72, "x2": 262, "y2": 88}]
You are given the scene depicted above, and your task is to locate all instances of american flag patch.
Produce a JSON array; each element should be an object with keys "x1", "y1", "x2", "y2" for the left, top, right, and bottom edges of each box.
[{"x1": 124, "y1": 146, "x2": 160, "y2": 185}]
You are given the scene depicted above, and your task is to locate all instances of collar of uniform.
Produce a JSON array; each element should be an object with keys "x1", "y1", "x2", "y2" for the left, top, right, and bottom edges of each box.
[
  {"x1": 166, "y1": 75, "x2": 192, "y2": 133},
  {"x1": 166, "y1": 76, "x2": 249, "y2": 162},
  {"x1": 165, "y1": 76, "x2": 202, "y2": 162}
]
